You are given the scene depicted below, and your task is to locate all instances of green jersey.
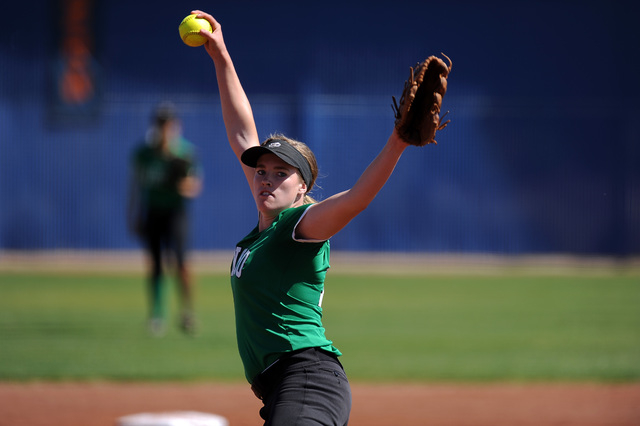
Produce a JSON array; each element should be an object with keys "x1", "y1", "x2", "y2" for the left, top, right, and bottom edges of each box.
[
  {"x1": 131, "y1": 137, "x2": 198, "y2": 212},
  {"x1": 230, "y1": 205, "x2": 341, "y2": 383}
]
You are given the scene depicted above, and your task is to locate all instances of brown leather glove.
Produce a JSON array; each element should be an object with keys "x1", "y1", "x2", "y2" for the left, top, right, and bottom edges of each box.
[{"x1": 392, "y1": 54, "x2": 452, "y2": 146}]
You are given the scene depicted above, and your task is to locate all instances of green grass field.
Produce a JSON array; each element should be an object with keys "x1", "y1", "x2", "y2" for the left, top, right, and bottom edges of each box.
[{"x1": 1, "y1": 270, "x2": 638, "y2": 383}]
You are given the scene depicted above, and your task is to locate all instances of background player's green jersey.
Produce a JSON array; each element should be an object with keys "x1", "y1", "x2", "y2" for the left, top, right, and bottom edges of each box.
[
  {"x1": 132, "y1": 137, "x2": 198, "y2": 211},
  {"x1": 230, "y1": 205, "x2": 341, "y2": 382}
]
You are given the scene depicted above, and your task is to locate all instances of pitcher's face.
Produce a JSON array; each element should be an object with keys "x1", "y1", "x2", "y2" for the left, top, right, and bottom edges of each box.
[{"x1": 253, "y1": 153, "x2": 307, "y2": 216}]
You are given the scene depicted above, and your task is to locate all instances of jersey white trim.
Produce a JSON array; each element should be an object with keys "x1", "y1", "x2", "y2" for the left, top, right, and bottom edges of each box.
[{"x1": 291, "y1": 205, "x2": 326, "y2": 243}]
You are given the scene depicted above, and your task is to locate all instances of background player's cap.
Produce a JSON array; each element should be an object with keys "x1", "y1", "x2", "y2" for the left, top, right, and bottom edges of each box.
[
  {"x1": 241, "y1": 139, "x2": 312, "y2": 187},
  {"x1": 152, "y1": 101, "x2": 179, "y2": 126}
]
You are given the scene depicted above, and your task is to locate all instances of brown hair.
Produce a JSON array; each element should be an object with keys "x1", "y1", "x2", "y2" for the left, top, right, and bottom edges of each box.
[{"x1": 264, "y1": 134, "x2": 319, "y2": 204}]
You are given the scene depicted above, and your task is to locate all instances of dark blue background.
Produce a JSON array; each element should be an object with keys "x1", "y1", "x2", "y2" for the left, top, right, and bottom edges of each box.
[{"x1": 1, "y1": 0, "x2": 638, "y2": 255}]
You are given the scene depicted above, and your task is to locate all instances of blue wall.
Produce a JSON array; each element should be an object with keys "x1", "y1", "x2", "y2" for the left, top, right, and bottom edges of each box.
[{"x1": 1, "y1": 0, "x2": 638, "y2": 255}]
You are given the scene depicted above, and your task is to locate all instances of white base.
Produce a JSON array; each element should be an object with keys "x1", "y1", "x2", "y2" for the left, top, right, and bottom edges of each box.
[{"x1": 117, "y1": 411, "x2": 228, "y2": 426}]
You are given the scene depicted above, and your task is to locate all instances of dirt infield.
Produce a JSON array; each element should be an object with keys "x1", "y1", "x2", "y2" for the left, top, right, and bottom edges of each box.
[{"x1": 1, "y1": 382, "x2": 639, "y2": 426}]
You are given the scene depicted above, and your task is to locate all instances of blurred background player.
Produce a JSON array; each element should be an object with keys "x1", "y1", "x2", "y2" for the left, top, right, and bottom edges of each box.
[{"x1": 128, "y1": 102, "x2": 203, "y2": 336}]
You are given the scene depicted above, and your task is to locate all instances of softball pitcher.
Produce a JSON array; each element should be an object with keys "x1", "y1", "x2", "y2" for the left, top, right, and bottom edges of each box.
[{"x1": 193, "y1": 8, "x2": 450, "y2": 425}]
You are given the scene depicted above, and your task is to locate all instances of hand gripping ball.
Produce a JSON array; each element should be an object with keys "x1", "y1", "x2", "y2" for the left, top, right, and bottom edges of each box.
[{"x1": 179, "y1": 14, "x2": 213, "y2": 47}]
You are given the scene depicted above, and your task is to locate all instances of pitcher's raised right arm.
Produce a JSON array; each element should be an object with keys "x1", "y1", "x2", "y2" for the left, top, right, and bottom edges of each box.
[{"x1": 195, "y1": 10, "x2": 260, "y2": 189}]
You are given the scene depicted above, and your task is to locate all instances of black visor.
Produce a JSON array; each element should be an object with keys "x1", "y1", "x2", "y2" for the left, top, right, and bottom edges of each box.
[{"x1": 241, "y1": 139, "x2": 313, "y2": 187}]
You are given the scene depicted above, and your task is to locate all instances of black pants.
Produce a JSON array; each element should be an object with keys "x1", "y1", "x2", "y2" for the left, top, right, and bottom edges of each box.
[
  {"x1": 141, "y1": 209, "x2": 188, "y2": 275},
  {"x1": 251, "y1": 348, "x2": 351, "y2": 426}
]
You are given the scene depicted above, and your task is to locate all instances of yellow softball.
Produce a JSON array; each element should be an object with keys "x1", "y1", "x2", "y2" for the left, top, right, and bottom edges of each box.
[{"x1": 178, "y1": 14, "x2": 213, "y2": 47}]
